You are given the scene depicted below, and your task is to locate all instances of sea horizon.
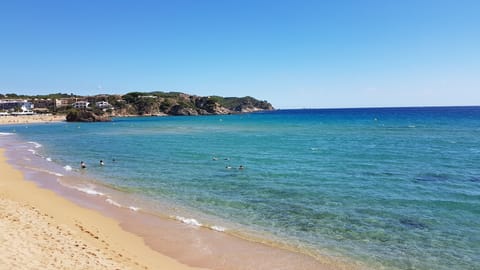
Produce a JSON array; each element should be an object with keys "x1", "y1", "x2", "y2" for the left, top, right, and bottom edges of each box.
[{"x1": 275, "y1": 105, "x2": 480, "y2": 110}]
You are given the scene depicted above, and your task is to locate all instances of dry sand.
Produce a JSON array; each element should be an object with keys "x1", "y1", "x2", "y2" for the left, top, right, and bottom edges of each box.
[
  {"x1": 0, "y1": 148, "x2": 205, "y2": 270},
  {"x1": 0, "y1": 115, "x2": 65, "y2": 125}
]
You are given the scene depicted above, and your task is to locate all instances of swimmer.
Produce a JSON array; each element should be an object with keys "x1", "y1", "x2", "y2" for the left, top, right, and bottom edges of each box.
[
  {"x1": 80, "y1": 161, "x2": 86, "y2": 169},
  {"x1": 239, "y1": 165, "x2": 244, "y2": 170},
  {"x1": 225, "y1": 165, "x2": 232, "y2": 169},
  {"x1": 100, "y1": 160, "x2": 104, "y2": 166},
  {"x1": 212, "y1": 157, "x2": 218, "y2": 161}
]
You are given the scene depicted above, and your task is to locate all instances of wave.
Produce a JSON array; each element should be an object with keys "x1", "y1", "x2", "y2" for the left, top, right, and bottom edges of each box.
[
  {"x1": 174, "y1": 216, "x2": 226, "y2": 232},
  {"x1": 0, "y1": 132, "x2": 14, "y2": 136},
  {"x1": 129, "y1": 206, "x2": 140, "y2": 211},
  {"x1": 210, "y1": 225, "x2": 226, "y2": 232},
  {"x1": 27, "y1": 141, "x2": 43, "y2": 148},
  {"x1": 46, "y1": 157, "x2": 52, "y2": 162},
  {"x1": 27, "y1": 149, "x2": 36, "y2": 155},
  {"x1": 24, "y1": 166, "x2": 63, "y2": 177},
  {"x1": 63, "y1": 165, "x2": 72, "y2": 171},
  {"x1": 175, "y1": 216, "x2": 202, "y2": 227},
  {"x1": 105, "y1": 198, "x2": 122, "y2": 207},
  {"x1": 73, "y1": 186, "x2": 105, "y2": 196}
]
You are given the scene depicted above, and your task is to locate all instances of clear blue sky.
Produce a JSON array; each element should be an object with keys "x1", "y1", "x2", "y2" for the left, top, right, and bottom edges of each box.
[{"x1": 0, "y1": 0, "x2": 479, "y2": 108}]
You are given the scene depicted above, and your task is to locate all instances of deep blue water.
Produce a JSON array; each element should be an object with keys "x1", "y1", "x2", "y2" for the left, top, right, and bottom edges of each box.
[{"x1": 1, "y1": 107, "x2": 480, "y2": 270}]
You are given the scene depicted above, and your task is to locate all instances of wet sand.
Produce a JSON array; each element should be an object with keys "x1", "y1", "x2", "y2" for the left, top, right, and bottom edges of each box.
[
  {"x1": 0, "y1": 148, "x2": 205, "y2": 270},
  {"x1": 0, "y1": 115, "x2": 65, "y2": 125}
]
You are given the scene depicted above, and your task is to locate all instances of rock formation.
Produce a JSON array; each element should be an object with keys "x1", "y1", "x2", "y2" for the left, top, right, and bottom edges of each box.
[
  {"x1": 120, "y1": 92, "x2": 274, "y2": 116},
  {"x1": 66, "y1": 110, "x2": 111, "y2": 122}
]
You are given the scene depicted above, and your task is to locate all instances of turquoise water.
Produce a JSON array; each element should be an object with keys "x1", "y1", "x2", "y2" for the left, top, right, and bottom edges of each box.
[{"x1": 1, "y1": 107, "x2": 480, "y2": 269}]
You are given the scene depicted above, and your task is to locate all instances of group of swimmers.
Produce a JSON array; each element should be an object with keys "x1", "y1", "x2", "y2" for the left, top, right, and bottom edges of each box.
[
  {"x1": 225, "y1": 165, "x2": 244, "y2": 170},
  {"x1": 213, "y1": 157, "x2": 244, "y2": 170},
  {"x1": 82, "y1": 157, "x2": 244, "y2": 170},
  {"x1": 80, "y1": 159, "x2": 114, "y2": 169}
]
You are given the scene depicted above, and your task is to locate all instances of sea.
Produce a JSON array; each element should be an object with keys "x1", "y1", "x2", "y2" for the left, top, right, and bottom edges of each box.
[{"x1": 1, "y1": 107, "x2": 479, "y2": 270}]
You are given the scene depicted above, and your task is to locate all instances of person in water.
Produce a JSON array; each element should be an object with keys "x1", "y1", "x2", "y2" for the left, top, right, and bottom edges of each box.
[
  {"x1": 100, "y1": 160, "x2": 104, "y2": 166},
  {"x1": 80, "y1": 161, "x2": 86, "y2": 169}
]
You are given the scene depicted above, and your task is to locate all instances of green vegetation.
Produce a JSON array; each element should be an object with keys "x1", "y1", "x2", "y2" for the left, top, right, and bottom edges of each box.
[{"x1": 0, "y1": 91, "x2": 274, "y2": 116}]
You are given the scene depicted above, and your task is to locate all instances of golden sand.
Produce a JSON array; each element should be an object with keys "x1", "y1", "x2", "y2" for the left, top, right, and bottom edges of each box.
[
  {"x1": 0, "y1": 148, "x2": 205, "y2": 270},
  {"x1": 0, "y1": 115, "x2": 65, "y2": 125}
]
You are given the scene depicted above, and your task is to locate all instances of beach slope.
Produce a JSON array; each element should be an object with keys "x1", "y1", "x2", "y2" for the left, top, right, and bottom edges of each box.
[{"x1": 0, "y1": 148, "x2": 204, "y2": 270}]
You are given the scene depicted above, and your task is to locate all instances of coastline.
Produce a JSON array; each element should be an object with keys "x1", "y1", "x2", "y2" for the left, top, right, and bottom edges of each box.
[
  {"x1": 0, "y1": 148, "x2": 205, "y2": 270},
  {"x1": 0, "y1": 133, "x2": 358, "y2": 270},
  {"x1": 0, "y1": 114, "x2": 65, "y2": 125}
]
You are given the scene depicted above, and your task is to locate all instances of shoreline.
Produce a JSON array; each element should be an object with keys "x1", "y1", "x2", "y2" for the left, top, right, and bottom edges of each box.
[
  {"x1": 0, "y1": 147, "x2": 206, "y2": 270},
  {"x1": 0, "y1": 114, "x2": 66, "y2": 125},
  {"x1": 0, "y1": 133, "x2": 360, "y2": 270}
]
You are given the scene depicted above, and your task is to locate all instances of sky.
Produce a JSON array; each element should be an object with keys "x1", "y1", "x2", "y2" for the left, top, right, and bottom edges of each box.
[{"x1": 0, "y1": 0, "x2": 479, "y2": 108}]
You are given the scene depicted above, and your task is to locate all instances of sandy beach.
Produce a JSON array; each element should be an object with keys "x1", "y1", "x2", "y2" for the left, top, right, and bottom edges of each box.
[
  {"x1": 0, "y1": 148, "x2": 205, "y2": 270},
  {"x1": 0, "y1": 115, "x2": 65, "y2": 125}
]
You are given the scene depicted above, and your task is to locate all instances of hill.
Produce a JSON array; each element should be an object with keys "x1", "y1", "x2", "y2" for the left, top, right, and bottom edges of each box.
[{"x1": 0, "y1": 92, "x2": 274, "y2": 117}]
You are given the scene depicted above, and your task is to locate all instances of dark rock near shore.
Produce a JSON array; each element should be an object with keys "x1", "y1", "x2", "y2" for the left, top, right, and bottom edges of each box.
[{"x1": 66, "y1": 110, "x2": 111, "y2": 122}]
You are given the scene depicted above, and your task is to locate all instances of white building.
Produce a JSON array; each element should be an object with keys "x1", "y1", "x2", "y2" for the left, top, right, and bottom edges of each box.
[
  {"x1": 95, "y1": 101, "x2": 111, "y2": 109},
  {"x1": 0, "y1": 100, "x2": 34, "y2": 112},
  {"x1": 73, "y1": 101, "x2": 90, "y2": 109}
]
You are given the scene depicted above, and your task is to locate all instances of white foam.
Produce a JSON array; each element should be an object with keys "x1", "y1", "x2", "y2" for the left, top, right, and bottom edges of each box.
[
  {"x1": 128, "y1": 206, "x2": 140, "y2": 212},
  {"x1": 63, "y1": 165, "x2": 72, "y2": 171},
  {"x1": 105, "y1": 198, "x2": 122, "y2": 207},
  {"x1": 24, "y1": 166, "x2": 63, "y2": 177},
  {"x1": 27, "y1": 141, "x2": 43, "y2": 148},
  {"x1": 74, "y1": 186, "x2": 105, "y2": 196},
  {"x1": 211, "y1": 225, "x2": 226, "y2": 232},
  {"x1": 175, "y1": 216, "x2": 202, "y2": 227},
  {"x1": 46, "y1": 157, "x2": 52, "y2": 162},
  {"x1": 27, "y1": 149, "x2": 36, "y2": 155},
  {"x1": 0, "y1": 132, "x2": 14, "y2": 136}
]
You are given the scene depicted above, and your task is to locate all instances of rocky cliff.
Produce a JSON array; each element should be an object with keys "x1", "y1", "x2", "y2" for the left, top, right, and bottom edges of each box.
[{"x1": 119, "y1": 92, "x2": 274, "y2": 116}]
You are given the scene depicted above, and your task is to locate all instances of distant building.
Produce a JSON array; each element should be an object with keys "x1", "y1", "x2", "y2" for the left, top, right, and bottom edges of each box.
[
  {"x1": 55, "y1": 98, "x2": 76, "y2": 109},
  {"x1": 95, "y1": 101, "x2": 111, "y2": 109},
  {"x1": 73, "y1": 101, "x2": 90, "y2": 109},
  {"x1": 32, "y1": 98, "x2": 53, "y2": 109},
  {"x1": 0, "y1": 100, "x2": 34, "y2": 112}
]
